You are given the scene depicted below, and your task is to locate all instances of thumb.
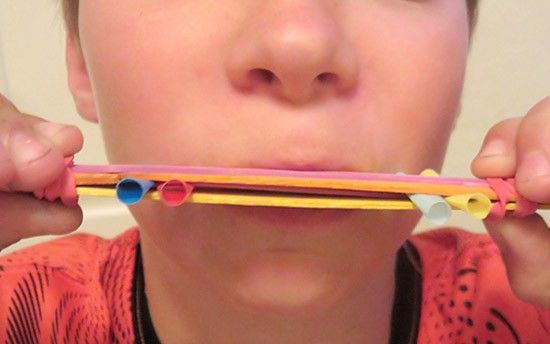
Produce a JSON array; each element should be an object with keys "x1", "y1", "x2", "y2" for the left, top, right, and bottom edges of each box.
[{"x1": 484, "y1": 214, "x2": 550, "y2": 306}]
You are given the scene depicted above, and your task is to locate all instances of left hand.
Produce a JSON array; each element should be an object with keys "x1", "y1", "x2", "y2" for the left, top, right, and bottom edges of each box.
[{"x1": 471, "y1": 97, "x2": 550, "y2": 307}]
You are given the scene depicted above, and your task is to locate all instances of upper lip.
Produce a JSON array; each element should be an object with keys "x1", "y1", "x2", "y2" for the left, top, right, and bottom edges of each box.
[{"x1": 246, "y1": 160, "x2": 359, "y2": 172}]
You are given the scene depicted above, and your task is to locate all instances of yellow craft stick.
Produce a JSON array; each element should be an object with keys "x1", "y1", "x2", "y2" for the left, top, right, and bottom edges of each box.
[
  {"x1": 76, "y1": 187, "x2": 549, "y2": 215},
  {"x1": 77, "y1": 186, "x2": 416, "y2": 210}
]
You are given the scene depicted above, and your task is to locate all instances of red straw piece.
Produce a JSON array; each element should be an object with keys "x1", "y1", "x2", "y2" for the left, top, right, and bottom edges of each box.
[
  {"x1": 158, "y1": 179, "x2": 194, "y2": 207},
  {"x1": 486, "y1": 178, "x2": 537, "y2": 220}
]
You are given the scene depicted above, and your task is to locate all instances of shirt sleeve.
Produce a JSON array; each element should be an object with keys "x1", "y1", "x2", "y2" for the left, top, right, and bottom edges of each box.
[
  {"x1": 0, "y1": 235, "x2": 112, "y2": 343},
  {"x1": 410, "y1": 228, "x2": 550, "y2": 343}
]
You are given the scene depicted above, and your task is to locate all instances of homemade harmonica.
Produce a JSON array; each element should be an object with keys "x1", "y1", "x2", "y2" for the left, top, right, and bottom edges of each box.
[{"x1": 40, "y1": 162, "x2": 548, "y2": 225}]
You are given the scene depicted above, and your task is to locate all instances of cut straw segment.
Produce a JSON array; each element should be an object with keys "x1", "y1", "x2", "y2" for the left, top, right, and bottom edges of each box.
[
  {"x1": 408, "y1": 194, "x2": 451, "y2": 224},
  {"x1": 444, "y1": 194, "x2": 492, "y2": 219},
  {"x1": 116, "y1": 178, "x2": 155, "y2": 205},
  {"x1": 158, "y1": 179, "x2": 194, "y2": 207},
  {"x1": 402, "y1": 169, "x2": 452, "y2": 225}
]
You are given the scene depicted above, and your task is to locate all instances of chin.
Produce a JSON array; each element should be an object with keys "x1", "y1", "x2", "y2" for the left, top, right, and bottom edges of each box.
[{"x1": 229, "y1": 250, "x2": 348, "y2": 314}]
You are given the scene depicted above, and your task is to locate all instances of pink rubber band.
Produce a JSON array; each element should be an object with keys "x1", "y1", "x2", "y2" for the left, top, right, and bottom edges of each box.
[
  {"x1": 33, "y1": 156, "x2": 78, "y2": 206},
  {"x1": 513, "y1": 188, "x2": 539, "y2": 217},
  {"x1": 486, "y1": 178, "x2": 537, "y2": 220}
]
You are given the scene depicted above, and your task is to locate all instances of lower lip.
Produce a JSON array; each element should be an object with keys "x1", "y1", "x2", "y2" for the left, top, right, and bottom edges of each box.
[{"x1": 229, "y1": 206, "x2": 355, "y2": 229}]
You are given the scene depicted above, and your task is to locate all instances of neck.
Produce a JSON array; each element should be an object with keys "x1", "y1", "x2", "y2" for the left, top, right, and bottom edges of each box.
[{"x1": 140, "y1": 234, "x2": 398, "y2": 344}]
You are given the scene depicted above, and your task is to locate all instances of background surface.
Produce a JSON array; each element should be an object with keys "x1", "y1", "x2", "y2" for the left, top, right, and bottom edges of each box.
[{"x1": 0, "y1": 0, "x2": 549, "y2": 254}]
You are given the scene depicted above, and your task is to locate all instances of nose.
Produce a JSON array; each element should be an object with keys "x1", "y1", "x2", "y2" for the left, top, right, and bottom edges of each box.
[{"x1": 225, "y1": 3, "x2": 359, "y2": 105}]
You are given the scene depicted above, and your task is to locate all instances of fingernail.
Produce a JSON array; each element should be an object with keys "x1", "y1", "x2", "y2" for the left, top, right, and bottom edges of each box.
[
  {"x1": 33, "y1": 121, "x2": 69, "y2": 139},
  {"x1": 477, "y1": 139, "x2": 508, "y2": 158},
  {"x1": 9, "y1": 130, "x2": 51, "y2": 164},
  {"x1": 517, "y1": 150, "x2": 550, "y2": 182}
]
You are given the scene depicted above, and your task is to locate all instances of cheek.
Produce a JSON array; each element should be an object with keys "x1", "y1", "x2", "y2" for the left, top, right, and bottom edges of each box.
[
  {"x1": 79, "y1": 2, "x2": 232, "y2": 163},
  {"x1": 346, "y1": 3, "x2": 469, "y2": 171},
  {"x1": 375, "y1": 36, "x2": 467, "y2": 171}
]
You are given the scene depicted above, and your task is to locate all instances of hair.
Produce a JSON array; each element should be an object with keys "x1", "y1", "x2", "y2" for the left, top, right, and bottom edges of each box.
[{"x1": 61, "y1": 0, "x2": 479, "y2": 40}]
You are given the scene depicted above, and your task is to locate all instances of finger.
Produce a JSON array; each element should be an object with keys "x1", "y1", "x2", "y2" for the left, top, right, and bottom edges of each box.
[
  {"x1": 0, "y1": 142, "x2": 15, "y2": 186},
  {"x1": 0, "y1": 92, "x2": 83, "y2": 158},
  {"x1": 471, "y1": 117, "x2": 521, "y2": 178},
  {"x1": 0, "y1": 94, "x2": 84, "y2": 194},
  {"x1": 2, "y1": 127, "x2": 65, "y2": 192},
  {"x1": 0, "y1": 112, "x2": 84, "y2": 158},
  {"x1": 0, "y1": 192, "x2": 83, "y2": 251},
  {"x1": 515, "y1": 97, "x2": 550, "y2": 203},
  {"x1": 0, "y1": 92, "x2": 17, "y2": 113},
  {"x1": 484, "y1": 214, "x2": 550, "y2": 306},
  {"x1": 0, "y1": 121, "x2": 81, "y2": 192},
  {"x1": 32, "y1": 121, "x2": 84, "y2": 156}
]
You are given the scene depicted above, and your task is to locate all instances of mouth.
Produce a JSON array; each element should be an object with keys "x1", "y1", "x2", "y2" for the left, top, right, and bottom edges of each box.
[
  {"x1": 245, "y1": 159, "x2": 360, "y2": 173},
  {"x1": 223, "y1": 159, "x2": 364, "y2": 229}
]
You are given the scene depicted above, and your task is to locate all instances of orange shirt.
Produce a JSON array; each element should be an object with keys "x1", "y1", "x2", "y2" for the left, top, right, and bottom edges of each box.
[{"x1": 1, "y1": 227, "x2": 549, "y2": 343}]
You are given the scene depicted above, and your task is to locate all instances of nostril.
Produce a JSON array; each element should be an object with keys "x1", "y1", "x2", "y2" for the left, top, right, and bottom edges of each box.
[
  {"x1": 316, "y1": 72, "x2": 338, "y2": 83},
  {"x1": 249, "y1": 68, "x2": 277, "y2": 84}
]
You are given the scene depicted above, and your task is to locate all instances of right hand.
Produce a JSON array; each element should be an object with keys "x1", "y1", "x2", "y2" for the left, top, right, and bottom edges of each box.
[{"x1": 0, "y1": 93, "x2": 84, "y2": 252}]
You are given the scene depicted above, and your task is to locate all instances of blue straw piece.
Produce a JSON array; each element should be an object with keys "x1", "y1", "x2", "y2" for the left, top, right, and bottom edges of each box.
[{"x1": 116, "y1": 178, "x2": 155, "y2": 205}]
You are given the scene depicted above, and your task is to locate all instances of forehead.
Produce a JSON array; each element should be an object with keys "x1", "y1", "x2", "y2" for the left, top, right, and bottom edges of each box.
[{"x1": 64, "y1": 0, "x2": 478, "y2": 35}]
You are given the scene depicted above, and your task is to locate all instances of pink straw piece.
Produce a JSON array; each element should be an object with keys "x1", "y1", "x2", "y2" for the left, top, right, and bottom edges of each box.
[{"x1": 158, "y1": 179, "x2": 194, "y2": 207}]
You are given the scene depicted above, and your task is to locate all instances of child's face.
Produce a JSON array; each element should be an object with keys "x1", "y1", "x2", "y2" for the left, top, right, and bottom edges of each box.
[{"x1": 75, "y1": 0, "x2": 469, "y2": 310}]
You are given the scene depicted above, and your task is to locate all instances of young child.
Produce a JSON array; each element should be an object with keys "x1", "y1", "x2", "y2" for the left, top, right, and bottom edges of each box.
[{"x1": 1, "y1": 0, "x2": 549, "y2": 343}]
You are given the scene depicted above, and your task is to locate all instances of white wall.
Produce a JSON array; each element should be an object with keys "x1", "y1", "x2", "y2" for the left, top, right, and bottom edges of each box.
[
  {"x1": 0, "y1": 21, "x2": 8, "y2": 95},
  {"x1": 0, "y1": 0, "x2": 548, "y2": 253}
]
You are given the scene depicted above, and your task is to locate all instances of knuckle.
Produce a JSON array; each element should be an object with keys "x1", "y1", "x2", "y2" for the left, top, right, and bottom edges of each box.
[
  {"x1": 525, "y1": 97, "x2": 550, "y2": 119},
  {"x1": 0, "y1": 94, "x2": 17, "y2": 115},
  {"x1": 0, "y1": 102, "x2": 36, "y2": 132},
  {"x1": 0, "y1": 170, "x2": 16, "y2": 191},
  {"x1": 487, "y1": 117, "x2": 522, "y2": 137},
  {"x1": 508, "y1": 270, "x2": 550, "y2": 305},
  {"x1": 518, "y1": 102, "x2": 550, "y2": 142},
  {"x1": 0, "y1": 120, "x2": 25, "y2": 147},
  {"x1": 482, "y1": 117, "x2": 522, "y2": 147},
  {"x1": 538, "y1": 96, "x2": 550, "y2": 109},
  {"x1": 0, "y1": 93, "x2": 12, "y2": 107}
]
